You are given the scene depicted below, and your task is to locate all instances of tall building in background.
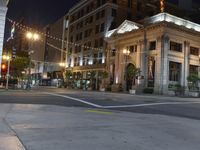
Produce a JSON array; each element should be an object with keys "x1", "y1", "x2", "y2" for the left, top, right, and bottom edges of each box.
[
  {"x1": 43, "y1": 17, "x2": 66, "y2": 74},
  {"x1": 0, "y1": 0, "x2": 9, "y2": 76},
  {"x1": 64, "y1": 0, "x2": 145, "y2": 90},
  {"x1": 125, "y1": 0, "x2": 200, "y2": 23},
  {"x1": 42, "y1": 17, "x2": 66, "y2": 83}
]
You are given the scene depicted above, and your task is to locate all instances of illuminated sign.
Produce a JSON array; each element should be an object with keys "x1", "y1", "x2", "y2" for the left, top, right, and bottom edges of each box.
[{"x1": 160, "y1": 0, "x2": 165, "y2": 13}]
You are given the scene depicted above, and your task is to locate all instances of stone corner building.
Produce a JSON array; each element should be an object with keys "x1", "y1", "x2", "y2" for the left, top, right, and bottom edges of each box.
[
  {"x1": 0, "y1": 0, "x2": 9, "y2": 76},
  {"x1": 106, "y1": 13, "x2": 200, "y2": 94}
]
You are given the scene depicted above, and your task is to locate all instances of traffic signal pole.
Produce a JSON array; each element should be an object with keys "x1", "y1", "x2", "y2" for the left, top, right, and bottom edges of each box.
[{"x1": 5, "y1": 58, "x2": 10, "y2": 90}]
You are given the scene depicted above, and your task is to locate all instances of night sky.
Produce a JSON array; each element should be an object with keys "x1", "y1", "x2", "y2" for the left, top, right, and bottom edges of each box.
[
  {"x1": 7, "y1": 0, "x2": 80, "y2": 26},
  {"x1": 5, "y1": 0, "x2": 80, "y2": 39},
  {"x1": 4, "y1": 0, "x2": 200, "y2": 39}
]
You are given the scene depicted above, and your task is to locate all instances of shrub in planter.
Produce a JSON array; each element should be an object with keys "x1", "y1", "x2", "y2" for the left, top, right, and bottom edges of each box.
[
  {"x1": 187, "y1": 74, "x2": 200, "y2": 92},
  {"x1": 99, "y1": 71, "x2": 109, "y2": 90},
  {"x1": 143, "y1": 88, "x2": 154, "y2": 94}
]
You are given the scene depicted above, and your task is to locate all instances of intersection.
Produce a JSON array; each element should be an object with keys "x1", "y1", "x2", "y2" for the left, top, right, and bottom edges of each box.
[{"x1": 0, "y1": 88, "x2": 200, "y2": 150}]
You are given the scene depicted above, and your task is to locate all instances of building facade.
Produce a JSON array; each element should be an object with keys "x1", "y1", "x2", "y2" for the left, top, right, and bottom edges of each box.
[
  {"x1": 106, "y1": 13, "x2": 200, "y2": 95},
  {"x1": 0, "y1": 0, "x2": 9, "y2": 76},
  {"x1": 62, "y1": 0, "x2": 200, "y2": 90},
  {"x1": 64, "y1": 0, "x2": 155, "y2": 90}
]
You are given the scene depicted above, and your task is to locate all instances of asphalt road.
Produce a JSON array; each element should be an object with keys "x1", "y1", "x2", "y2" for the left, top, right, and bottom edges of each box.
[
  {"x1": 0, "y1": 87, "x2": 200, "y2": 120},
  {"x1": 1, "y1": 87, "x2": 200, "y2": 150}
]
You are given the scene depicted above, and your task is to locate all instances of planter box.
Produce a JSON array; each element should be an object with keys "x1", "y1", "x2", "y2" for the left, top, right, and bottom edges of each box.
[
  {"x1": 111, "y1": 84, "x2": 121, "y2": 92},
  {"x1": 87, "y1": 87, "x2": 92, "y2": 91},
  {"x1": 168, "y1": 90, "x2": 176, "y2": 96},
  {"x1": 129, "y1": 89, "x2": 136, "y2": 95},
  {"x1": 188, "y1": 91, "x2": 199, "y2": 97},
  {"x1": 100, "y1": 88, "x2": 105, "y2": 92}
]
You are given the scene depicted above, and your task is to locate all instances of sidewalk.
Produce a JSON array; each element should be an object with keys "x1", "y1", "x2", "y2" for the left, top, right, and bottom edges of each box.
[
  {"x1": 1, "y1": 103, "x2": 200, "y2": 150},
  {"x1": 0, "y1": 104, "x2": 25, "y2": 150}
]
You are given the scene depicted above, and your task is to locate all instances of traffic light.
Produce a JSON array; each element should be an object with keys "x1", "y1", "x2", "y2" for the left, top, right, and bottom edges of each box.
[
  {"x1": 1, "y1": 63, "x2": 7, "y2": 75},
  {"x1": 2, "y1": 64, "x2": 6, "y2": 70}
]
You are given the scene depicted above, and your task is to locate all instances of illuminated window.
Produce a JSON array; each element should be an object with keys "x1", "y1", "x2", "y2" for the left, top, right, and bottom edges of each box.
[{"x1": 169, "y1": 61, "x2": 181, "y2": 82}]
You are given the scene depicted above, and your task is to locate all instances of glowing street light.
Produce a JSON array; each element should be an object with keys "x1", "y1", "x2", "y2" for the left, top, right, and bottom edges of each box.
[
  {"x1": 26, "y1": 32, "x2": 33, "y2": 39},
  {"x1": 2, "y1": 55, "x2": 10, "y2": 60},
  {"x1": 33, "y1": 33, "x2": 39, "y2": 40},
  {"x1": 26, "y1": 32, "x2": 40, "y2": 41},
  {"x1": 2, "y1": 55, "x2": 11, "y2": 90}
]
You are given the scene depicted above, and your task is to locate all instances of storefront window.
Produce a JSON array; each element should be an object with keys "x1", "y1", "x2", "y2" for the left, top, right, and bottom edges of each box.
[{"x1": 169, "y1": 61, "x2": 181, "y2": 82}]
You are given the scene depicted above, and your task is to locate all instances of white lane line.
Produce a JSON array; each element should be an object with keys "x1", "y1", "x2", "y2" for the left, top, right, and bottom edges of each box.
[
  {"x1": 103, "y1": 102, "x2": 200, "y2": 109},
  {"x1": 44, "y1": 92, "x2": 200, "y2": 109},
  {"x1": 45, "y1": 92, "x2": 103, "y2": 108}
]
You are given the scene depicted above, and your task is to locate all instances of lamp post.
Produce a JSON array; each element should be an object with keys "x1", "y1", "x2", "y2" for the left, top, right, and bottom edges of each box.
[
  {"x1": 26, "y1": 32, "x2": 39, "y2": 86},
  {"x1": 59, "y1": 62, "x2": 66, "y2": 87},
  {"x1": 27, "y1": 50, "x2": 34, "y2": 89},
  {"x1": 123, "y1": 49, "x2": 130, "y2": 91},
  {"x1": 2, "y1": 55, "x2": 11, "y2": 90}
]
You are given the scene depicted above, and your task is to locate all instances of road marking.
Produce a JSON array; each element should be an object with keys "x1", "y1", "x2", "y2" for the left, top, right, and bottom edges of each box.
[
  {"x1": 45, "y1": 92, "x2": 103, "y2": 108},
  {"x1": 103, "y1": 102, "x2": 200, "y2": 109},
  {"x1": 44, "y1": 92, "x2": 200, "y2": 109},
  {"x1": 86, "y1": 109, "x2": 113, "y2": 115}
]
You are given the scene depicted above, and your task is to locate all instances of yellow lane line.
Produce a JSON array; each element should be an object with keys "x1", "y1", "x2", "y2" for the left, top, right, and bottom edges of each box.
[{"x1": 86, "y1": 109, "x2": 114, "y2": 115}]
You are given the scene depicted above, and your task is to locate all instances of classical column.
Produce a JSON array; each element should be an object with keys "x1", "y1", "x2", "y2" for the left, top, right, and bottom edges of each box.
[
  {"x1": 161, "y1": 35, "x2": 170, "y2": 94},
  {"x1": 113, "y1": 46, "x2": 121, "y2": 84},
  {"x1": 136, "y1": 41, "x2": 141, "y2": 69},
  {"x1": 183, "y1": 41, "x2": 190, "y2": 95},
  {"x1": 155, "y1": 35, "x2": 169, "y2": 94},
  {"x1": 139, "y1": 39, "x2": 147, "y2": 88}
]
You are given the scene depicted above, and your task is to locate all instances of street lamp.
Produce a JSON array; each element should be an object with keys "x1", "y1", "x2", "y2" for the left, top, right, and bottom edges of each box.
[
  {"x1": 26, "y1": 50, "x2": 34, "y2": 89},
  {"x1": 123, "y1": 49, "x2": 130, "y2": 91},
  {"x1": 2, "y1": 55, "x2": 11, "y2": 90},
  {"x1": 58, "y1": 62, "x2": 66, "y2": 87},
  {"x1": 26, "y1": 31, "x2": 40, "y2": 86},
  {"x1": 26, "y1": 32, "x2": 40, "y2": 41}
]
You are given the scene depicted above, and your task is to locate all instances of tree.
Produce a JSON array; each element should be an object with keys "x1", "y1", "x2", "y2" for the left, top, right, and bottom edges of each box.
[
  {"x1": 64, "y1": 70, "x2": 73, "y2": 88},
  {"x1": 187, "y1": 74, "x2": 200, "y2": 91},
  {"x1": 99, "y1": 71, "x2": 109, "y2": 89},
  {"x1": 10, "y1": 51, "x2": 31, "y2": 79},
  {"x1": 127, "y1": 64, "x2": 140, "y2": 90},
  {"x1": 89, "y1": 71, "x2": 96, "y2": 89}
]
